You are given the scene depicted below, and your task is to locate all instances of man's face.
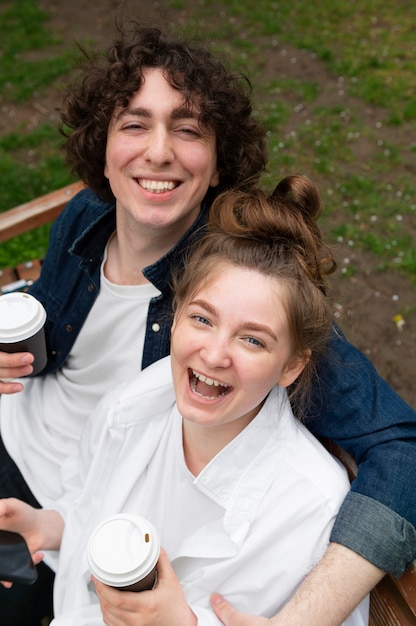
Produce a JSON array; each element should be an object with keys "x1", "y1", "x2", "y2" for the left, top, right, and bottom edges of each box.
[{"x1": 104, "y1": 67, "x2": 219, "y2": 240}]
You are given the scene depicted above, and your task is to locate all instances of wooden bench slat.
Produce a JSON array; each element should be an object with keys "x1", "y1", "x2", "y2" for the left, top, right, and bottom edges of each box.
[
  {"x1": 370, "y1": 566, "x2": 416, "y2": 625},
  {"x1": 0, "y1": 180, "x2": 84, "y2": 243}
]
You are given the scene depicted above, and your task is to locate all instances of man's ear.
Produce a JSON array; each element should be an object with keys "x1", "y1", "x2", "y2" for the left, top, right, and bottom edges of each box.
[
  {"x1": 278, "y1": 350, "x2": 310, "y2": 388},
  {"x1": 209, "y1": 167, "x2": 220, "y2": 188}
]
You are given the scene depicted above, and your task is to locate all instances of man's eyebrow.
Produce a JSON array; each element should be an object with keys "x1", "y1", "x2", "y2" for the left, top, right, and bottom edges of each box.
[
  {"x1": 116, "y1": 105, "x2": 199, "y2": 121},
  {"x1": 170, "y1": 106, "x2": 200, "y2": 120},
  {"x1": 116, "y1": 107, "x2": 150, "y2": 120}
]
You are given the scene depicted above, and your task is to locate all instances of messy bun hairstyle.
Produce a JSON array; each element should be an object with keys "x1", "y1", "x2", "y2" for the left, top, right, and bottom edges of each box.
[{"x1": 173, "y1": 175, "x2": 336, "y2": 416}]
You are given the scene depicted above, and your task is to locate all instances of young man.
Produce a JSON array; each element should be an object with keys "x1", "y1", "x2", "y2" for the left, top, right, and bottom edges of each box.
[{"x1": 0, "y1": 23, "x2": 415, "y2": 626}]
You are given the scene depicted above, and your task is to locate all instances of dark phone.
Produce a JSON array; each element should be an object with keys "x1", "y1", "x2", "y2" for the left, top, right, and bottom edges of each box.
[{"x1": 0, "y1": 530, "x2": 38, "y2": 585}]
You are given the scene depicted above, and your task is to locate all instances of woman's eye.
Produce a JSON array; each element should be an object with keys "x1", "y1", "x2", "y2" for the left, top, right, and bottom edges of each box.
[
  {"x1": 191, "y1": 314, "x2": 210, "y2": 326},
  {"x1": 245, "y1": 336, "x2": 265, "y2": 348}
]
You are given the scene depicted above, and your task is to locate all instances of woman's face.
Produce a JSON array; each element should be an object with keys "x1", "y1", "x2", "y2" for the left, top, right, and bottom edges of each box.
[{"x1": 171, "y1": 264, "x2": 306, "y2": 434}]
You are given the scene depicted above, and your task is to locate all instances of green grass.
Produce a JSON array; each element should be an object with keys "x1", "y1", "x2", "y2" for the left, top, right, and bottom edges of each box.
[
  {"x1": 0, "y1": 0, "x2": 75, "y2": 101},
  {"x1": 1, "y1": 0, "x2": 415, "y2": 285}
]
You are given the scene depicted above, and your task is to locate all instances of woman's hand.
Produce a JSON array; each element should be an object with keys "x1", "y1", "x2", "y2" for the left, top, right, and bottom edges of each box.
[
  {"x1": 0, "y1": 351, "x2": 34, "y2": 392},
  {"x1": 94, "y1": 548, "x2": 197, "y2": 626},
  {"x1": 0, "y1": 498, "x2": 43, "y2": 554},
  {"x1": 0, "y1": 498, "x2": 63, "y2": 555},
  {"x1": 0, "y1": 498, "x2": 46, "y2": 588}
]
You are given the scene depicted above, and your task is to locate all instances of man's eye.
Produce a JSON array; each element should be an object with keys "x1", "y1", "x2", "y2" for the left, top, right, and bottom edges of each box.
[
  {"x1": 120, "y1": 122, "x2": 146, "y2": 131},
  {"x1": 178, "y1": 127, "x2": 200, "y2": 137}
]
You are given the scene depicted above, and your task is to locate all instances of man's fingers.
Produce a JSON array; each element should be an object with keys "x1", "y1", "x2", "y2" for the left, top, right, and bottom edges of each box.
[
  {"x1": 210, "y1": 594, "x2": 269, "y2": 626},
  {"x1": 210, "y1": 594, "x2": 239, "y2": 625}
]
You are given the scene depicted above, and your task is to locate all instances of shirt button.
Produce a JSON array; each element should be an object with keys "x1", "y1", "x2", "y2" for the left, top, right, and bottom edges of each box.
[
  {"x1": 152, "y1": 323, "x2": 160, "y2": 333},
  {"x1": 87, "y1": 284, "x2": 94, "y2": 293},
  {"x1": 65, "y1": 324, "x2": 73, "y2": 332}
]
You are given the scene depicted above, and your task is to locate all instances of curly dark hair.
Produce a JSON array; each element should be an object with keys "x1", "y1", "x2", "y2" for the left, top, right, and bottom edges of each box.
[{"x1": 60, "y1": 22, "x2": 268, "y2": 203}]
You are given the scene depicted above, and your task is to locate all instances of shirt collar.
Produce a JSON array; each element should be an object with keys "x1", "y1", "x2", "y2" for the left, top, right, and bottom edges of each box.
[{"x1": 193, "y1": 386, "x2": 295, "y2": 544}]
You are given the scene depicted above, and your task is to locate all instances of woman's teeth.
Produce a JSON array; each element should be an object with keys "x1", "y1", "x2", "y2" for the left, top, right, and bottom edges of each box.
[{"x1": 190, "y1": 370, "x2": 231, "y2": 398}]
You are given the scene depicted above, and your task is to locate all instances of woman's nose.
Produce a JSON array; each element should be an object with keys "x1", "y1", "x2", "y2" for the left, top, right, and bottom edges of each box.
[{"x1": 200, "y1": 338, "x2": 232, "y2": 369}]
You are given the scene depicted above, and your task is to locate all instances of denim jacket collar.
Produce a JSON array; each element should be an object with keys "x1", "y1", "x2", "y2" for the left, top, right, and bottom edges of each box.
[
  {"x1": 143, "y1": 205, "x2": 208, "y2": 292},
  {"x1": 69, "y1": 201, "x2": 209, "y2": 291},
  {"x1": 69, "y1": 203, "x2": 116, "y2": 275}
]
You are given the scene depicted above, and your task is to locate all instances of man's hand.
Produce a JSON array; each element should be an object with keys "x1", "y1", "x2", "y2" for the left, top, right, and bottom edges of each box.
[
  {"x1": 211, "y1": 543, "x2": 383, "y2": 626},
  {"x1": 211, "y1": 595, "x2": 270, "y2": 625}
]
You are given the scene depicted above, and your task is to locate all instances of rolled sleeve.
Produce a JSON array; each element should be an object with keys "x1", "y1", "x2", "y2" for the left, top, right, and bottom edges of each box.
[
  {"x1": 330, "y1": 492, "x2": 416, "y2": 577},
  {"x1": 307, "y1": 325, "x2": 416, "y2": 576}
]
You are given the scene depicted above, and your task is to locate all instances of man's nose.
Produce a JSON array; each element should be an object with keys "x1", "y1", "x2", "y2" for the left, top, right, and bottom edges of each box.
[{"x1": 143, "y1": 127, "x2": 174, "y2": 165}]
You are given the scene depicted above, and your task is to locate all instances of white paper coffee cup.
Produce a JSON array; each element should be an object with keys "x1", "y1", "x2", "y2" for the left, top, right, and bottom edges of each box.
[
  {"x1": 87, "y1": 514, "x2": 160, "y2": 592},
  {"x1": 0, "y1": 292, "x2": 47, "y2": 377}
]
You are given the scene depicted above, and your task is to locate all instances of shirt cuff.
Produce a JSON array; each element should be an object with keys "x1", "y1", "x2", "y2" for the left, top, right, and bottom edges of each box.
[{"x1": 330, "y1": 492, "x2": 416, "y2": 577}]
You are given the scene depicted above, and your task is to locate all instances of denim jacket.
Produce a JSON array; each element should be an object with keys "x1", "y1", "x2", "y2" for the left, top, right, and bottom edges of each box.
[{"x1": 29, "y1": 189, "x2": 416, "y2": 576}]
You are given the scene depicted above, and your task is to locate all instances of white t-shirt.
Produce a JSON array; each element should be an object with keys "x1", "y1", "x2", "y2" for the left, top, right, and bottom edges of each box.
[{"x1": 0, "y1": 262, "x2": 160, "y2": 507}]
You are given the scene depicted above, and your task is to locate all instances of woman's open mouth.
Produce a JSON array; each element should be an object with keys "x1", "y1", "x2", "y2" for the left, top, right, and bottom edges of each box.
[{"x1": 189, "y1": 369, "x2": 232, "y2": 399}]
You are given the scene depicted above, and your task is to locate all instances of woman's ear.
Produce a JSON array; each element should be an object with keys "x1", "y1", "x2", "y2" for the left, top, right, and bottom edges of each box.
[{"x1": 278, "y1": 350, "x2": 310, "y2": 388}]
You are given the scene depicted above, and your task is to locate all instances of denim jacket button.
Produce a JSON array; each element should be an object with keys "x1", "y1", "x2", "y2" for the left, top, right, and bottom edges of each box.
[
  {"x1": 152, "y1": 323, "x2": 160, "y2": 332},
  {"x1": 65, "y1": 324, "x2": 73, "y2": 332}
]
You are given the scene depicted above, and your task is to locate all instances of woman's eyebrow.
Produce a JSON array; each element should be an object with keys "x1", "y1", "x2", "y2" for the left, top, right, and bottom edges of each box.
[
  {"x1": 189, "y1": 300, "x2": 278, "y2": 342},
  {"x1": 241, "y1": 322, "x2": 278, "y2": 342},
  {"x1": 189, "y1": 298, "x2": 216, "y2": 314}
]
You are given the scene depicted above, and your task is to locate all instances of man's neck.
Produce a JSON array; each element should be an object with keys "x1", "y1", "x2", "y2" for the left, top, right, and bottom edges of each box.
[{"x1": 103, "y1": 231, "x2": 161, "y2": 286}]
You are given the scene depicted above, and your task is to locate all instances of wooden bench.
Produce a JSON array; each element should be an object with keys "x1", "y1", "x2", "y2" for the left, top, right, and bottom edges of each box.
[
  {"x1": 0, "y1": 181, "x2": 84, "y2": 293},
  {"x1": 1, "y1": 184, "x2": 416, "y2": 625}
]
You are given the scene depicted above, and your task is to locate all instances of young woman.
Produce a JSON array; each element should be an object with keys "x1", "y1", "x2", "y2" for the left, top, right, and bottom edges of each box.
[{"x1": 0, "y1": 175, "x2": 368, "y2": 625}]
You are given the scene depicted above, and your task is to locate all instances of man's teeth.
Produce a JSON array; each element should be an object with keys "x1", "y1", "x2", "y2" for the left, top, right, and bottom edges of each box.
[{"x1": 139, "y1": 179, "x2": 176, "y2": 193}]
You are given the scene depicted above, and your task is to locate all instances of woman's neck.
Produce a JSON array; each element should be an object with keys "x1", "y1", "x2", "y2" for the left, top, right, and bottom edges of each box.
[{"x1": 182, "y1": 416, "x2": 254, "y2": 477}]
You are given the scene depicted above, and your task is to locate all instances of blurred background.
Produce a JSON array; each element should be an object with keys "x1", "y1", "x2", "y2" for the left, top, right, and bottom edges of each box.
[{"x1": 0, "y1": 0, "x2": 415, "y2": 405}]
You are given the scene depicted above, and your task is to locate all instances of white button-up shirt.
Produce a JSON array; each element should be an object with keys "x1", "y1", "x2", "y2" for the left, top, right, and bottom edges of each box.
[{"x1": 52, "y1": 356, "x2": 368, "y2": 625}]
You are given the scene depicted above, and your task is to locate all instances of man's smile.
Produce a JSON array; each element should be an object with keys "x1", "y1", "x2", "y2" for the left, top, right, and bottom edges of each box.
[{"x1": 137, "y1": 179, "x2": 179, "y2": 193}]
